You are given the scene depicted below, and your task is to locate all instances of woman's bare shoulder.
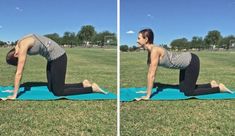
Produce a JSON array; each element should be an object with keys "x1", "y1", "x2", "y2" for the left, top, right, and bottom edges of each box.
[
  {"x1": 18, "y1": 37, "x2": 35, "y2": 48},
  {"x1": 153, "y1": 46, "x2": 164, "y2": 55}
]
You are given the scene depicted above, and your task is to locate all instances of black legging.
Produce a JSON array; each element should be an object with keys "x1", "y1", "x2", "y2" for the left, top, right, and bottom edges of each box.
[
  {"x1": 46, "y1": 53, "x2": 93, "y2": 96},
  {"x1": 179, "y1": 53, "x2": 220, "y2": 96}
]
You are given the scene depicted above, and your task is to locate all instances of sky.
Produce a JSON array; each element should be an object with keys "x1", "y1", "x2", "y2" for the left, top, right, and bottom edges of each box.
[
  {"x1": 0, "y1": 0, "x2": 117, "y2": 42},
  {"x1": 121, "y1": 0, "x2": 235, "y2": 46}
]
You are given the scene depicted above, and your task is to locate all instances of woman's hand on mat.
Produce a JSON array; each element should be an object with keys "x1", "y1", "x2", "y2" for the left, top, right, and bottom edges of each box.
[
  {"x1": 136, "y1": 91, "x2": 147, "y2": 94},
  {"x1": 135, "y1": 95, "x2": 150, "y2": 101},
  {"x1": 7, "y1": 94, "x2": 17, "y2": 100}
]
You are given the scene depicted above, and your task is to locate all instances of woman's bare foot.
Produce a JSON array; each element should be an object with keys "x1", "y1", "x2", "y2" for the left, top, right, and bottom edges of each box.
[
  {"x1": 83, "y1": 79, "x2": 92, "y2": 87},
  {"x1": 92, "y1": 83, "x2": 107, "y2": 94},
  {"x1": 211, "y1": 80, "x2": 219, "y2": 88},
  {"x1": 219, "y1": 83, "x2": 234, "y2": 93}
]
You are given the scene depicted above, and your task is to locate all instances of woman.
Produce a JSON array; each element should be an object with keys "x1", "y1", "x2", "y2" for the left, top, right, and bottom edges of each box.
[
  {"x1": 6, "y1": 34, "x2": 106, "y2": 100},
  {"x1": 136, "y1": 29, "x2": 233, "y2": 101}
]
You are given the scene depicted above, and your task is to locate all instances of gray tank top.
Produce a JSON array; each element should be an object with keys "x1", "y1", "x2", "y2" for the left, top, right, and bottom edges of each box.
[
  {"x1": 159, "y1": 48, "x2": 192, "y2": 69},
  {"x1": 18, "y1": 34, "x2": 65, "y2": 61}
]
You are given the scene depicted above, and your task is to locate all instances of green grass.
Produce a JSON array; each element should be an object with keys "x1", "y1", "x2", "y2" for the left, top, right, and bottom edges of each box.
[
  {"x1": 0, "y1": 47, "x2": 117, "y2": 136},
  {"x1": 121, "y1": 51, "x2": 235, "y2": 136}
]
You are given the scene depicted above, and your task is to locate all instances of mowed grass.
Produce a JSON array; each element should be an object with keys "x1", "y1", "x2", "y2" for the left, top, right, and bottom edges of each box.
[
  {"x1": 120, "y1": 51, "x2": 235, "y2": 136},
  {"x1": 0, "y1": 47, "x2": 117, "y2": 136}
]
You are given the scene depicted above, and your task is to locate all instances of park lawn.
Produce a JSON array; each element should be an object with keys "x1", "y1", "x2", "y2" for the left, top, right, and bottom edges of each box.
[
  {"x1": 0, "y1": 47, "x2": 117, "y2": 136},
  {"x1": 120, "y1": 51, "x2": 235, "y2": 136}
]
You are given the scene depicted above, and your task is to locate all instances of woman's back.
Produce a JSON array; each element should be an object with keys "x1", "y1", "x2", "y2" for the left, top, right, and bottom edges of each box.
[
  {"x1": 158, "y1": 47, "x2": 192, "y2": 69},
  {"x1": 19, "y1": 34, "x2": 65, "y2": 61}
]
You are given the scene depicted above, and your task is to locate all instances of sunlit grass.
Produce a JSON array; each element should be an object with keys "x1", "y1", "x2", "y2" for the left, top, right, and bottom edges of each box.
[
  {"x1": 121, "y1": 51, "x2": 235, "y2": 136},
  {"x1": 0, "y1": 47, "x2": 117, "y2": 135}
]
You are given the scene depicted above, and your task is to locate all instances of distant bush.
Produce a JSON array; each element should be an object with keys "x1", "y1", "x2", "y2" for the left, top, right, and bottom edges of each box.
[{"x1": 120, "y1": 45, "x2": 129, "y2": 52}]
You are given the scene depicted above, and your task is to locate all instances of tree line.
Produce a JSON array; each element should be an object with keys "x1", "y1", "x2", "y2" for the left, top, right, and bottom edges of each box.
[
  {"x1": 0, "y1": 25, "x2": 117, "y2": 47},
  {"x1": 120, "y1": 30, "x2": 235, "y2": 52}
]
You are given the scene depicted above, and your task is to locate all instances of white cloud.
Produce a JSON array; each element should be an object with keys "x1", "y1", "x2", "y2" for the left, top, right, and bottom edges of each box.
[
  {"x1": 147, "y1": 14, "x2": 154, "y2": 19},
  {"x1": 126, "y1": 30, "x2": 135, "y2": 34},
  {"x1": 16, "y1": 7, "x2": 23, "y2": 12},
  {"x1": 0, "y1": 25, "x2": 2, "y2": 29}
]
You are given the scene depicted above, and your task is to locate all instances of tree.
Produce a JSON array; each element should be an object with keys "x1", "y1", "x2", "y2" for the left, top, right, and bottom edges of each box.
[
  {"x1": 61, "y1": 32, "x2": 77, "y2": 47},
  {"x1": 159, "y1": 44, "x2": 169, "y2": 50},
  {"x1": 129, "y1": 45, "x2": 138, "y2": 52},
  {"x1": 190, "y1": 36, "x2": 203, "y2": 50},
  {"x1": 68, "y1": 32, "x2": 77, "y2": 46},
  {"x1": 120, "y1": 45, "x2": 129, "y2": 52},
  {"x1": 220, "y1": 35, "x2": 235, "y2": 50},
  {"x1": 132, "y1": 45, "x2": 138, "y2": 50},
  {"x1": 77, "y1": 25, "x2": 96, "y2": 46},
  {"x1": 204, "y1": 30, "x2": 222, "y2": 49},
  {"x1": 62, "y1": 32, "x2": 71, "y2": 45},
  {"x1": 44, "y1": 33, "x2": 62, "y2": 45},
  {"x1": 11, "y1": 41, "x2": 17, "y2": 46},
  {"x1": 93, "y1": 31, "x2": 117, "y2": 46},
  {"x1": 104, "y1": 34, "x2": 117, "y2": 46},
  {"x1": 170, "y1": 38, "x2": 189, "y2": 51},
  {"x1": 0, "y1": 40, "x2": 7, "y2": 47}
]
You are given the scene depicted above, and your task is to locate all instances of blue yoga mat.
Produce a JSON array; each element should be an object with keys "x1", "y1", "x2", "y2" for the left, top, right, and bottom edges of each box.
[
  {"x1": 0, "y1": 86, "x2": 116, "y2": 101},
  {"x1": 120, "y1": 87, "x2": 235, "y2": 102}
]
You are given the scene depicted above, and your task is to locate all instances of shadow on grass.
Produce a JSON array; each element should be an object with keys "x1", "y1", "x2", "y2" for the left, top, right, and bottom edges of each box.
[{"x1": 17, "y1": 82, "x2": 48, "y2": 98}]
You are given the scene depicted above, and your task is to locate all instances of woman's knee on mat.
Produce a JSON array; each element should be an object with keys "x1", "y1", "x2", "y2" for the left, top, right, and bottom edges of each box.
[
  {"x1": 179, "y1": 84, "x2": 195, "y2": 96},
  {"x1": 51, "y1": 90, "x2": 65, "y2": 96}
]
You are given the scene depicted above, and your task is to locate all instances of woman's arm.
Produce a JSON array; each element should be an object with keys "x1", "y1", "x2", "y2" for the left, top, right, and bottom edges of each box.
[
  {"x1": 8, "y1": 42, "x2": 29, "y2": 99},
  {"x1": 136, "y1": 49, "x2": 159, "y2": 101},
  {"x1": 145, "y1": 49, "x2": 159, "y2": 98}
]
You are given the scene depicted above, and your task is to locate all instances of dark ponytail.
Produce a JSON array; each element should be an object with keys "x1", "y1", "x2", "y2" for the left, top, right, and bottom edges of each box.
[{"x1": 139, "y1": 29, "x2": 154, "y2": 44}]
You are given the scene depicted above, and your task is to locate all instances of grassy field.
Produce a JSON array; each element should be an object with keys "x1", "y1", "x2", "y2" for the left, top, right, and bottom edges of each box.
[
  {"x1": 0, "y1": 47, "x2": 117, "y2": 136},
  {"x1": 121, "y1": 51, "x2": 235, "y2": 136}
]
